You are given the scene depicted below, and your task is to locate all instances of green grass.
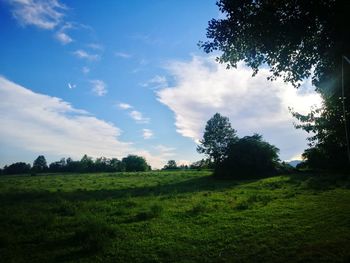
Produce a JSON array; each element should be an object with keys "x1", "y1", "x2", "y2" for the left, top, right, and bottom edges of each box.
[{"x1": 0, "y1": 171, "x2": 349, "y2": 262}]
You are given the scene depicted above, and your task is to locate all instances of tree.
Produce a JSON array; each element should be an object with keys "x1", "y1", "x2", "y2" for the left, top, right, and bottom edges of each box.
[
  {"x1": 163, "y1": 160, "x2": 178, "y2": 170},
  {"x1": 80, "y1": 154, "x2": 94, "y2": 172},
  {"x1": 33, "y1": 155, "x2": 48, "y2": 173},
  {"x1": 122, "y1": 155, "x2": 150, "y2": 172},
  {"x1": 216, "y1": 134, "x2": 280, "y2": 178},
  {"x1": 197, "y1": 113, "x2": 238, "y2": 166},
  {"x1": 3, "y1": 162, "x2": 31, "y2": 175},
  {"x1": 201, "y1": 0, "x2": 350, "y2": 169}
]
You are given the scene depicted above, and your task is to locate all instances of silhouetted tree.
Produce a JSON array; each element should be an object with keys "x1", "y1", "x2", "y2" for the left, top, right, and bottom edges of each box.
[
  {"x1": 49, "y1": 158, "x2": 66, "y2": 172},
  {"x1": 163, "y1": 160, "x2": 177, "y2": 170},
  {"x1": 32, "y1": 155, "x2": 48, "y2": 173},
  {"x1": 122, "y1": 155, "x2": 150, "y2": 172},
  {"x1": 197, "y1": 113, "x2": 238, "y2": 166},
  {"x1": 80, "y1": 154, "x2": 94, "y2": 172},
  {"x1": 3, "y1": 162, "x2": 31, "y2": 175},
  {"x1": 216, "y1": 134, "x2": 280, "y2": 178}
]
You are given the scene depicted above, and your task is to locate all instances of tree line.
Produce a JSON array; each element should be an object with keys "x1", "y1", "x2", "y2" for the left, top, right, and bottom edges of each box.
[{"x1": 0, "y1": 154, "x2": 151, "y2": 175}]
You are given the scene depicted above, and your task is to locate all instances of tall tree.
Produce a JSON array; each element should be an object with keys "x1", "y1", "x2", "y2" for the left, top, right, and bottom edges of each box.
[
  {"x1": 33, "y1": 155, "x2": 48, "y2": 173},
  {"x1": 201, "y1": 0, "x2": 350, "y2": 169},
  {"x1": 197, "y1": 113, "x2": 238, "y2": 166}
]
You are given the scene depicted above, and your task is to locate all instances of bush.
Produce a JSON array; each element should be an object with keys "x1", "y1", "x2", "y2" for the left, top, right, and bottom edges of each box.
[{"x1": 215, "y1": 134, "x2": 280, "y2": 178}]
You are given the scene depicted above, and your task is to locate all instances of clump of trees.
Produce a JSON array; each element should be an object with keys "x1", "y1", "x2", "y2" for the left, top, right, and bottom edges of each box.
[
  {"x1": 1, "y1": 154, "x2": 151, "y2": 175},
  {"x1": 197, "y1": 113, "x2": 280, "y2": 178}
]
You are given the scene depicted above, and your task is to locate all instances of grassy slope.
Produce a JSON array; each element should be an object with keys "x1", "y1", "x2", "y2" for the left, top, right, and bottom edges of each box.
[{"x1": 0, "y1": 171, "x2": 349, "y2": 262}]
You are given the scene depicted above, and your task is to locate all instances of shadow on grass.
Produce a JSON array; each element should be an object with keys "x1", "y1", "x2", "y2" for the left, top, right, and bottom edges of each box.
[{"x1": 0, "y1": 175, "x2": 242, "y2": 204}]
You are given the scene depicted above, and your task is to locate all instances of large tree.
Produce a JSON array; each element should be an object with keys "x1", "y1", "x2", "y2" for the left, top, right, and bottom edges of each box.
[
  {"x1": 197, "y1": 113, "x2": 238, "y2": 166},
  {"x1": 33, "y1": 155, "x2": 48, "y2": 173},
  {"x1": 201, "y1": 0, "x2": 350, "y2": 169}
]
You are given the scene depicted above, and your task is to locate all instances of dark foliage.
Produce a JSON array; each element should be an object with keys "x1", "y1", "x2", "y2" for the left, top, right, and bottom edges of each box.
[
  {"x1": 32, "y1": 155, "x2": 48, "y2": 173},
  {"x1": 122, "y1": 155, "x2": 150, "y2": 172},
  {"x1": 215, "y1": 134, "x2": 280, "y2": 178},
  {"x1": 2, "y1": 162, "x2": 31, "y2": 175},
  {"x1": 162, "y1": 160, "x2": 178, "y2": 170},
  {"x1": 197, "y1": 113, "x2": 238, "y2": 166}
]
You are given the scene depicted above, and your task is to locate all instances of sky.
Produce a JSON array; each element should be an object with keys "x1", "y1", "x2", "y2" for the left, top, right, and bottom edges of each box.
[{"x1": 0, "y1": 0, "x2": 322, "y2": 169}]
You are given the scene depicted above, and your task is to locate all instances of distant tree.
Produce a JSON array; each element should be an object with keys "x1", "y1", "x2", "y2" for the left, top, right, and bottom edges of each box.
[
  {"x1": 163, "y1": 160, "x2": 178, "y2": 170},
  {"x1": 109, "y1": 158, "x2": 125, "y2": 172},
  {"x1": 122, "y1": 155, "x2": 150, "y2": 172},
  {"x1": 197, "y1": 113, "x2": 238, "y2": 166},
  {"x1": 32, "y1": 155, "x2": 48, "y2": 173},
  {"x1": 3, "y1": 162, "x2": 31, "y2": 175},
  {"x1": 49, "y1": 158, "x2": 66, "y2": 172},
  {"x1": 216, "y1": 134, "x2": 280, "y2": 178},
  {"x1": 80, "y1": 154, "x2": 94, "y2": 172},
  {"x1": 190, "y1": 159, "x2": 213, "y2": 170}
]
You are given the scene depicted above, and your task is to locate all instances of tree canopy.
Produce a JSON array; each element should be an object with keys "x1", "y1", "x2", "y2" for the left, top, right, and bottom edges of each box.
[{"x1": 216, "y1": 134, "x2": 280, "y2": 178}]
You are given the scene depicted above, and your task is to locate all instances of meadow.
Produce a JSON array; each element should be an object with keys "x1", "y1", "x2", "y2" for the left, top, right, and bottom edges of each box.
[{"x1": 0, "y1": 170, "x2": 349, "y2": 262}]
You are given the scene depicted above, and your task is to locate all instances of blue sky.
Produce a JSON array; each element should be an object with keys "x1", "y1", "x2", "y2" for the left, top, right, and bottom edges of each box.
[{"x1": 0, "y1": 0, "x2": 322, "y2": 168}]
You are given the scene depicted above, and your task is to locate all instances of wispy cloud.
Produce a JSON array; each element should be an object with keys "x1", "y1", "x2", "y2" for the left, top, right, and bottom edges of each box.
[
  {"x1": 87, "y1": 43, "x2": 104, "y2": 50},
  {"x1": 73, "y1": 49, "x2": 100, "y2": 61},
  {"x1": 141, "y1": 75, "x2": 168, "y2": 90},
  {"x1": 90, "y1": 80, "x2": 107, "y2": 96},
  {"x1": 154, "y1": 145, "x2": 176, "y2": 157},
  {"x1": 157, "y1": 55, "x2": 322, "y2": 161},
  {"x1": 55, "y1": 31, "x2": 72, "y2": 44},
  {"x1": 114, "y1": 52, "x2": 132, "y2": 59},
  {"x1": 118, "y1": 103, "x2": 133, "y2": 110},
  {"x1": 54, "y1": 22, "x2": 74, "y2": 44},
  {"x1": 129, "y1": 110, "x2": 150, "y2": 124},
  {"x1": 7, "y1": 0, "x2": 66, "y2": 30},
  {"x1": 142, "y1": 129, "x2": 153, "y2": 139},
  {"x1": 67, "y1": 83, "x2": 76, "y2": 89},
  {"x1": 82, "y1": 66, "x2": 90, "y2": 74},
  {"x1": 0, "y1": 76, "x2": 167, "y2": 168}
]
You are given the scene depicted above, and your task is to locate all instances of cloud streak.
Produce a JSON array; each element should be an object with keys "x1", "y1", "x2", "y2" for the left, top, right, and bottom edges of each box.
[
  {"x1": 157, "y1": 56, "x2": 322, "y2": 161},
  {"x1": 73, "y1": 49, "x2": 100, "y2": 61},
  {"x1": 142, "y1": 129, "x2": 153, "y2": 139},
  {"x1": 129, "y1": 110, "x2": 150, "y2": 124}
]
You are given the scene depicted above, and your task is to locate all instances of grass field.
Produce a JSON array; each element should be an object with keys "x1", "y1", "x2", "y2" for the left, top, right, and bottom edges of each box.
[{"x1": 0, "y1": 171, "x2": 349, "y2": 262}]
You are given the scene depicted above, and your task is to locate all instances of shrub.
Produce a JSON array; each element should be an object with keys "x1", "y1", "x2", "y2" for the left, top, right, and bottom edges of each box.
[{"x1": 215, "y1": 134, "x2": 280, "y2": 178}]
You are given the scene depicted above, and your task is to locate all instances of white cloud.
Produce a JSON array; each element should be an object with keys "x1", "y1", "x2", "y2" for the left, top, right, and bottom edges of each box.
[
  {"x1": 129, "y1": 110, "x2": 150, "y2": 124},
  {"x1": 142, "y1": 129, "x2": 153, "y2": 139},
  {"x1": 55, "y1": 31, "x2": 72, "y2": 44},
  {"x1": 142, "y1": 75, "x2": 168, "y2": 90},
  {"x1": 67, "y1": 83, "x2": 76, "y2": 89},
  {"x1": 7, "y1": 0, "x2": 66, "y2": 29},
  {"x1": 118, "y1": 103, "x2": 133, "y2": 110},
  {"x1": 114, "y1": 52, "x2": 132, "y2": 59},
  {"x1": 82, "y1": 66, "x2": 90, "y2": 74},
  {"x1": 154, "y1": 145, "x2": 176, "y2": 158},
  {"x1": 157, "y1": 56, "x2": 323, "y2": 161},
  {"x1": 87, "y1": 43, "x2": 104, "y2": 50},
  {"x1": 90, "y1": 80, "x2": 107, "y2": 96},
  {"x1": 0, "y1": 76, "x2": 167, "y2": 168},
  {"x1": 73, "y1": 49, "x2": 100, "y2": 61}
]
